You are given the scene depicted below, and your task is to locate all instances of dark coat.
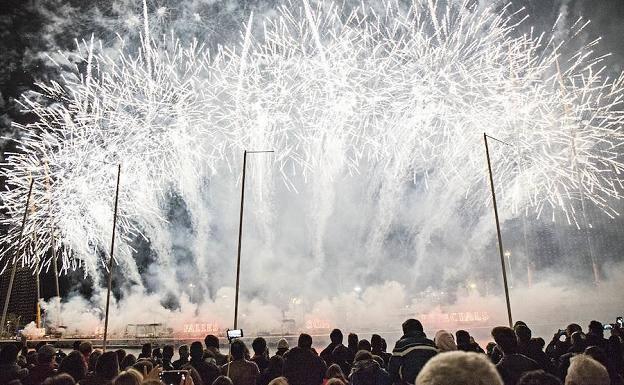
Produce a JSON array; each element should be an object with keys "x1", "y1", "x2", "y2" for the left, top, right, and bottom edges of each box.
[
  {"x1": 350, "y1": 359, "x2": 391, "y2": 385},
  {"x1": 251, "y1": 356, "x2": 270, "y2": 372},
  {"x1": 23, "y1": 363, "x2": 57, "y2": 385},
  {"x1": 320, "y1": 343, "x2": 340, "y2": 366},
  {"x1": 388, "y1": 331, "x2": 437, "y2": 385},
  {"x1": 495, "y1": 354, "x2": 540, "y2": 385},
  {"x1": 283, "y1": 347, "x2": 327, "y2": 385},
  {"x1": 186, "y1": 359, "x2": 220, "y2": 385}
]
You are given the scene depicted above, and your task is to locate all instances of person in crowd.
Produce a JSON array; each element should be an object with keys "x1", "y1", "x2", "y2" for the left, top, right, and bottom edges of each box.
[
  {"x1": 138, "y1": 344, "x2": 152, "y2": 360},
  {"x1": 586, "y1": 321, "x2": 608, "y2": 350},
  {"x1": 23, "y1": 344, "x2": 58, "y2": 385},
  {"x1": 564, "y1": 355, "x2": 610, "y2": 385},
  {"x1": 283, "y1": 333, "x2": 326, "y2": 385},
  {"x1": 546, "y1": 324, "x2": 582, "y2": 361},
  {"x1": 119, "y1": 355, "x2": 136, "y2": 371},
  {"x1": 275, "y1": 340, "x2": 289, "y2": 357},
  {"x1": 320, "y1": 329, "x2": 345, "y2": 366},
  {"x1": 174, "y1": 345, "x2": 190, "y2": 370},
  {"x1": 88, "y1": 351, "x2": 102, "y2": 374},
  {"x1": 323, "y1": 364, "x2": 348, "y2": 385},
  {"x1": 347, "y1": 334, "x2": 359, "y2": 364},
  {"x1": 220, "y1": 339, "x2": 258, "y2": 385},
  {"x1": 607, "y1": 335, "x2": 624, "y2": 378},
  {"x1": 350, "y1": 350, "x2": 391, "y2": 385},
  {"x1": 112, "y1": 369, "x2": 143, "y2": 385},
  {"x1": 162, "y1": 346, "x2": 175, "y2": 371},
  {"x1": 151, "y1": 349, "x2": 162, "y2": 366},
  {"x1": 486, "y1": 342, "x2": 498, "y2": 360},
  {"x1": 325, "y1": 380, "x2": 344, "y2": 385},
  {"x1": 56, "y1": 348, "x2": 67, "y2": 363},
  {"x1": 131, "y1": 359, "x2": 153, "y2": 377},
  {"x1": 491, "y1": 326, "x2": 540, "y2": 385},
  {"x1": 371, "y1": 335, "x2": 391, "y2": 367},
  {"x1": 257, "y1": 355, "x2": 285, "y2": 385},
  {"x1": 78, "y1": 343, "x2": 93, "y2": 364},
  {"x1": 557, "y1": 332, "x2": 587, "y2": 380},
  {"x1": 388, "y1": 319, "x2": 437, "y2": 385},
  {"x1": 73, "y1": 342, "x2": 82, "y2": 352},
  {"x1": 331, "y1": 344, "x2": 353, "y2": 376},
  {"x1": 58, "y1": 351, "x2": 87, "y2": 382},
  {"x1": 251, "y1": 338, "x2": 270, "y2": 372},
  {"x1": 516, "y1": 370, "x2": 562, "y2": 385},
  {"x1": 0, "y1": 343, "x2": 29, "y2": 384},
  {"x1": 584, "y1": 346, "x2": 623, "y2": 385},
  {"x1": 115, "y1": 351, "x2": 126, "y2": 368},
  {"x1": 433, "y1": 330, "x2": 457, "y2": 353},
  {"x1": 357, "y1": 340, "x2": 371, "y2": 353},
  {"x1": 187, "y1": 341, "x2": 219, "y2": 385},
  {"x1": 211, "y1": 375, "x2": 232, "y2": 385},
  {"x1": 80, "y1": 351, "x2": 119, "y2": 385},
  {"x1": 415, "y1": 351, "x2": 503, "y2": 385},
  {"x1": 43, "y1": 373, "x2": 76, "y2": 385},
  {"x1": 456, "y1": 330, "x2": 484, "y2": 353},
  {"x1": 515, "y1": 325, "x2": 552, "y2": 373},
  {"x1": 205, "y1": 335, "x2": 227, "y2": 367}
]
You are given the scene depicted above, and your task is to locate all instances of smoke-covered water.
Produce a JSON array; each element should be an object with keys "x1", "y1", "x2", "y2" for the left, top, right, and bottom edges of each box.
[{"x1": 3, "y1": 0, "x2": 624, "y2": 341}]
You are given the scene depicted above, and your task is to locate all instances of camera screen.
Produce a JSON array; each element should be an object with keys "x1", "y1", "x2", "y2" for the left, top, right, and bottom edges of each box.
[
  {"x1": 227, "y1": 329, "x2": 243, "y2": 339},
  {"x1": 160, "y1": 371, "x2": 186, "y2": 385}
]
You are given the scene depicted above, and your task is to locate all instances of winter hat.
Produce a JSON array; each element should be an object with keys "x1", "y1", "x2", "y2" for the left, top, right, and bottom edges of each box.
[
  {"x1": 434, "y1": 330, "x2": 457, "y2": 352},
  {"x1": 277, "y1": 339, "x2": 289, "y2": 350}
]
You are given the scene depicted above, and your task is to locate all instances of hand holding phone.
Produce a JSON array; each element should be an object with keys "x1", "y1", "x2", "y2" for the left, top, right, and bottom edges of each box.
[{"x1": 160, "y1": 370, "x2": 188, "y2": 385}]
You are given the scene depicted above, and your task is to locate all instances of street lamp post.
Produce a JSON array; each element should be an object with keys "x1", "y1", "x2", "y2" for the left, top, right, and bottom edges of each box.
[
  {"x1": 233, "y1": 150, "x2": 273, "y2": 330},
  {"x1": 484, "y1": 133, "x2": 513, "y2": 328}
]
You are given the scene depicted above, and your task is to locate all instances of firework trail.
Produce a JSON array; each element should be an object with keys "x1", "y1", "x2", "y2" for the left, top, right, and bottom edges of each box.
[{"x1": 1, "y1": 0, "x2": 623, "y2": 283}]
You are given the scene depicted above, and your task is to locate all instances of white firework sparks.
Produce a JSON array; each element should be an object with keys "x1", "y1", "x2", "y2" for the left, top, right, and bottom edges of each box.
[{"x1": 1, "y1": 0, "x2": 623, "y2": 279}]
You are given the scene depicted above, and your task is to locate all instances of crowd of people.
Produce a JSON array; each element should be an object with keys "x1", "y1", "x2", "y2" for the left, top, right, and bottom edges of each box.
[{"x1": 0, "y1": 318, "x2": 622, "y2": 385}]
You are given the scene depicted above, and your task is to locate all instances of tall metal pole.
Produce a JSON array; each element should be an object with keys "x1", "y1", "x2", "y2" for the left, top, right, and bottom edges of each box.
[
  {"x1": 1, "y1": 177, "x2": 36, "y2": 334},
  {"x1": 103, "y1": 164, "x2": 121, "y2": 351},
  {"x1": 234, "y1": 151, "x2": 248, "y2": 330},
  {"x1": 233, "y1": 150, "x2": 273, "y2": 330},
  {"x1": 484, "y1": 133, "x2": 513, "y2": 328}
]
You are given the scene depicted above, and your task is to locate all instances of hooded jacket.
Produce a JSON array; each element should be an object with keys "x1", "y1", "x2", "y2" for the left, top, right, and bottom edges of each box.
[
  {"x1": 388, "y1": 331, "x2": 437, "y2": 385},
  {"x1": 0, "y1": 363, "x2": 29, "y2": 385},
  {"x1": 283, "y1": 347, "x2": 326, "y2": 385}
]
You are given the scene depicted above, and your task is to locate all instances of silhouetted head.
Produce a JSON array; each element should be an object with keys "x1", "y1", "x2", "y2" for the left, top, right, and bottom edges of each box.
[
  {"x1": 190, "y1": 341, "x2": 204, "y2": 361},
  {"x1": 178, "y1": 345, "x2": 189, "y2": 359},
  {"x1": 38, "y1": 344, "x2": 57, "y2": 365},
  {"x1": 347, "y1": 333, "x2": 359, "y2": 350},
  {"x1": 515, "y1": 325, "x2": 532, "y2": 344},
  {"x1": 231, "y1": 339, "x2": 247, "y2": 360},
  {"x1": 516, "y1": 370, "x2": 561, "y2": 385},
  {"x1": 354, "y1": 350, "x2": 373, "y2": 362},
  {"x1": 141, "y1": 343, "x2": 152, "y2": 357},
  {"x1": 88, "y1": 350, "x2": 102, "y2": 372},
  {"x1": 0, "y1": 343, "x2": 19, "y2": 364},
  {"x1": 59, "y1": 350, "x2": 87, "y2": 381},
  {"x1": 132, "y1": 359, "x2": 153, "y2": 375},
  {"x1": 78, "y1": 342, "x2": 93, "y2": 358},
  {"x1": 96, "y1": 351, "x2": 120, "y2": 380},
  {"x1": 152, "y1": 348, "x2": 161, "y2": 359},
  {"x1": 566, "y1": 355, "x2": 609, "y2": 385},
  {"x1": 252, "y1": 337, "x2": 267, "y2": 355},
  {"x1": 330, "y1": 329, "x2": 343, "y2": 344},
  {"x1": 570, "y1": 331, "x2": 587, "y2": 352},
  {"x1": 371, "y1": 334, "x2": 383, "y2": 352},
  {"x1": 403, "y1": 319, "x2": 424, "y2": 335},
  {"x1": 584, "y1": 346, "x2": 608, "y2": 369},
  {"x1": 326, "y1": 363, "x2": 346, "y2": 382},
  {"x1": 456, "y1": 330, "x2": 471, "y2": 347},
  {"x1": 72, "y1": 341, "x2": 82, "y2": 351},
  {"x1": 357, "y1": 339, "x2": 371, "y2": 352},
  {"x1": 162, "y1": 345, "x2": 174, "y2": 361},
  {"x1": 491, "y1": 326, "x2": 518, "y2": 355},
  {"x1": 120, "y1": 354, "x2": 136, "y2": 371},
  {"x1": 513, "y1": 321, "x2": 528, "y2": 329},
  {"x1": 205, "y1": 335, "x2": 220, "y2": 349},
  {"x1": 566, "y1": 324, "x2": 582, "y2": 338},
  {"x1": 415, "y1": 351, "x2": 502, "y2": 385},
  {"x1": 298, "y1": 333, "x2": 313, "y2": 349},
  {"x1": 588, "y1": 321, "x2": 604, "y2": 337}
]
